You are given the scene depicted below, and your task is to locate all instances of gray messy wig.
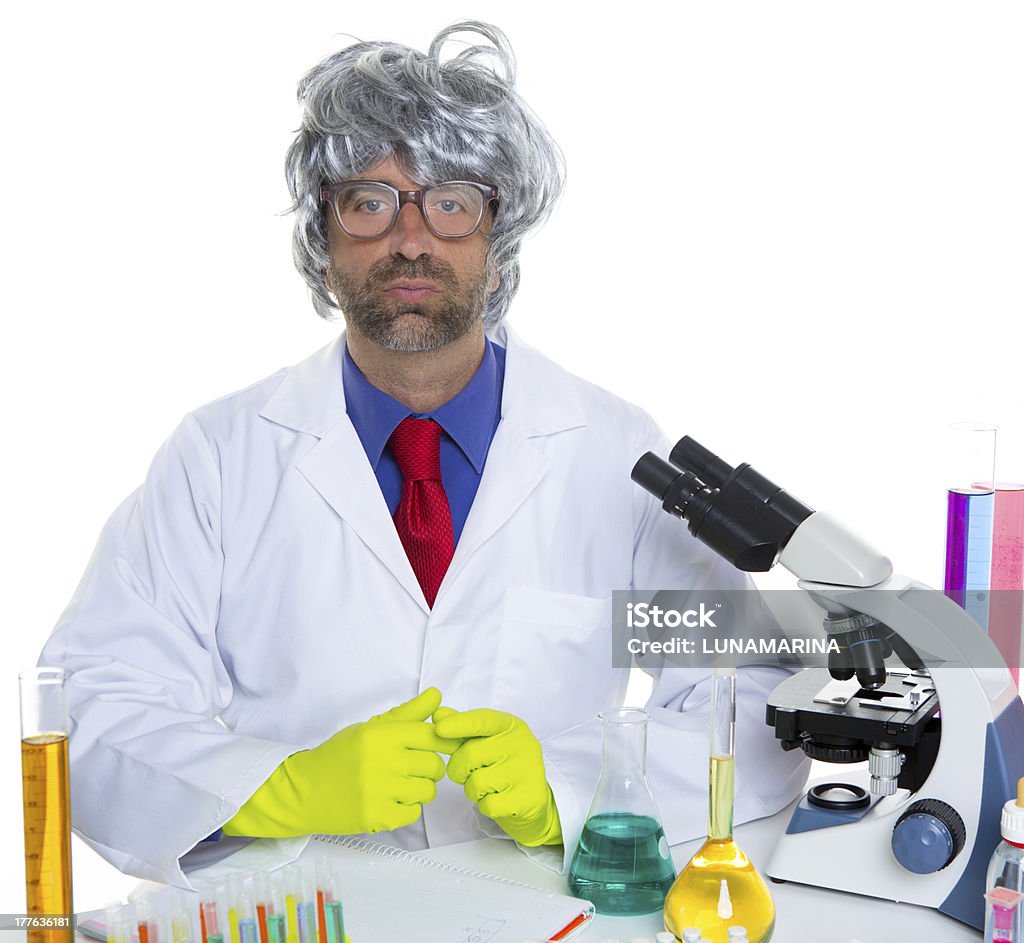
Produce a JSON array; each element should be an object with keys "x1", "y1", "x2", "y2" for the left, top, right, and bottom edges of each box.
[{"x1": 285, "y1": 21, "x2": 566, "y2": 327}]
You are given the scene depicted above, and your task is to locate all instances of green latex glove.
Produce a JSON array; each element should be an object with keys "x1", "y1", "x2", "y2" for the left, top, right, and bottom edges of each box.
[
  {"x1": 432, "y1": 707, "x2": 562, "y2": 847},
  {"x1": 224, "y1": 688, "x2": 462, "y2": 837}
]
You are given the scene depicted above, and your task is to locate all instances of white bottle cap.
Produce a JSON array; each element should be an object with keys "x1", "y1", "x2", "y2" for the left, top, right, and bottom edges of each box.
[
  {"x1": 727, "y1": 927, "x2": 749, "y2": 942},
  {"x1": 1002, "y1": 777, "x2": 1024, "y2": 844},
  {"x1": 656, "y1": 934, "x2": 677, "y2": 943},
  {"x1": 682, "y1": 930, "x2": 703, "y2": 942}
]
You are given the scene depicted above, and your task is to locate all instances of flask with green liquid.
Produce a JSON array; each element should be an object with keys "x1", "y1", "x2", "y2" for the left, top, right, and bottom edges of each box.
[{"x1": 568, "y1": 708, "x2": 676, "y2": 915}]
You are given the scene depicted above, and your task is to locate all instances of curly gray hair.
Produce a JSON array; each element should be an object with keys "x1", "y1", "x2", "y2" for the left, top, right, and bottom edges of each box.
[{"x1": 285, "y1": 21, "x2": 565, "y2": 327}]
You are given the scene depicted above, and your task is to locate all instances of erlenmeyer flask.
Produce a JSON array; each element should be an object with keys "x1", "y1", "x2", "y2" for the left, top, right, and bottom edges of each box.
[
  {"x1": 568, "y1": 708, "x2": 676, "y2": 915},
  {"x1": 663, "y1": 668, "x2": 775, "y2": 943}
]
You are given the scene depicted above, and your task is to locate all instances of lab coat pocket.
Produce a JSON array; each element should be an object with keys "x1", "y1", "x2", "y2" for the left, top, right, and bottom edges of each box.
[{"x1": 494, "y1": 588, "x2": 615, "y2": 741}]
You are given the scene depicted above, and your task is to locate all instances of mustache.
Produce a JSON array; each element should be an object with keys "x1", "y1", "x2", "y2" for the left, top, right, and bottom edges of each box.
[{"x1": 365, "y1": 257, "x2": 459, "y2": 289}]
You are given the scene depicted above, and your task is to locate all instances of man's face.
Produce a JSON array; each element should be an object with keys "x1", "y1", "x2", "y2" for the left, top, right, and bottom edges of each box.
[{"x1": 325, "y1": 156, "x2": 497, "y2": 352}]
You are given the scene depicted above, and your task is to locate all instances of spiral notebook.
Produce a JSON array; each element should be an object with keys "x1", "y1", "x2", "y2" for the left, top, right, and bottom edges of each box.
[{"x1": 309, "y1": 834, "x2": 594, "y2": 943}]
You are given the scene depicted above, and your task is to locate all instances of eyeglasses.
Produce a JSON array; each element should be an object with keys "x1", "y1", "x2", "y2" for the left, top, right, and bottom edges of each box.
[{"x1": 320, "y1": 180, "x2": 499, "y2": 240}]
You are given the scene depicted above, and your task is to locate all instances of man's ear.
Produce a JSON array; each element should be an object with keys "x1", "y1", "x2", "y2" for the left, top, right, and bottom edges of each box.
[{"x1": 489, "y1": 273, "x2": 500, "y2": 294}]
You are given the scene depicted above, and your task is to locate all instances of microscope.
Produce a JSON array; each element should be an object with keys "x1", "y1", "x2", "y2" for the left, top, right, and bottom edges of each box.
[{"x1": 632, "y1": 437, "x2": 1024, "y2": 930}]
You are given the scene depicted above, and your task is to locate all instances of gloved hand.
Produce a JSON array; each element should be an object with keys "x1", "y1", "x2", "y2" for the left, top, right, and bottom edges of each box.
[
  {"x1": 224, "y1": 688, "x2": 461, "y2": 837},
  {"x1": 432, "y1": 707, "x2": 562, "y2": 847}
]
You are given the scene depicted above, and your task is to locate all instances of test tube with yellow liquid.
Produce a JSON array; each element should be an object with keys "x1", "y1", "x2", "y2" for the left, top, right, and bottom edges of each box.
[
  {"x1": 663, "y1": 665, "x2": 775, "y2": 943},
  {"x1": 20, "y1": 667, "x2": 73, "y2": 943}
]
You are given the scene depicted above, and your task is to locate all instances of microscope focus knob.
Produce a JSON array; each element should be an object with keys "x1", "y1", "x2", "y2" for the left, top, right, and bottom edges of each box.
[{"x1": 891, "y1": 799, "x2": 967, "y2": 874}]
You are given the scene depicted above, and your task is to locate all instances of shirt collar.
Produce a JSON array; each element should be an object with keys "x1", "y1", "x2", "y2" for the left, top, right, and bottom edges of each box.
[{"x1": 342, "y1": 338, "x2": 502, "y2": 473}]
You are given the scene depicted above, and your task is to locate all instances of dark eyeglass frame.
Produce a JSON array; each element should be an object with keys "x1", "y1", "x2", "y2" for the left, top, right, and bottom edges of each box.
[{"x1": 320, "y1": 180, "x2": 499, "y2": 240}]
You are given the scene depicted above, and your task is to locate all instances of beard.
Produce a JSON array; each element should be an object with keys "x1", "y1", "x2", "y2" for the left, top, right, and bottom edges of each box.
[{"x1": 328, "y1": 255, "x2": 493, "y2": 352}]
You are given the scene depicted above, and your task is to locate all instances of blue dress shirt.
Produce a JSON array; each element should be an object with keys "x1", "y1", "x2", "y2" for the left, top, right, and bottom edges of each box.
[{"x1": 342, "y1": 338, "x2": 506, "y2": 546}]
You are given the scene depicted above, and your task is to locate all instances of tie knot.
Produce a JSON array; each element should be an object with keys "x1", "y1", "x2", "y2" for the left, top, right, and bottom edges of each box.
[{"x1": 388, "y1": 417, "x2": 443, "y2": 481}]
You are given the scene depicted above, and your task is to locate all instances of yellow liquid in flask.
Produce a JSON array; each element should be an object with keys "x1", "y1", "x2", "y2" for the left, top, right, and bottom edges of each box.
[{"x1": 663, "y1": 757, "x2": 775, "y2": 943}]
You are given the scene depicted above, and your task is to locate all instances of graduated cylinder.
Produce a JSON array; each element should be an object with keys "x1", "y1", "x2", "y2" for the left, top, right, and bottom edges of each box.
[{"x1": 20, "y1": 667, "x2": 73, "y2": 943}]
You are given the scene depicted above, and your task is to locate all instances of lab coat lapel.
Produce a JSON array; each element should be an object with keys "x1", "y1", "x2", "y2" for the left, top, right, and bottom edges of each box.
[
  {"x1": 259, "y1": 335, "x2": 429, "y2": 612},
  {"x1": 439, "y1": 327, "x2": 587, "y2": 592}
]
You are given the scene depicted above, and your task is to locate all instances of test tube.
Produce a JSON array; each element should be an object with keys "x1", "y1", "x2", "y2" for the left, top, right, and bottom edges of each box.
[
  {"x1": 282, "y1": 866, "x2": 301, "y2": 943},
  {"x1": 105, "y1": 903, "x2": 131, "y2": 943},
  {"x1": 251, "y1": 873, "x2": 271, "y2": 943},
  {"x1": 226, "y1": 874, "x2": 244, "y2": 943},
  {"x1": 237, "y1": 883, "x2": 258, "y2": 943},
  {"x1": 315, "y1": 862, "x2": 345, "y2": 943},
  {"x1": 944, "y1": 422, "x2": 997, "y2": 629},
  {"x1": 201, "y1": 882, "x2": 225, "y2": 943},
  {"x1": 20, "y1": 667, "x2": 73, "y2": 943},
  {"x1": 295, "y1": 871, "x2": 317, "y2": 943},
  {"x1": 130, "y1": 890, "x2": 165, "y2": 943},
  {"x1": 194, "y1": 883, "x2": 209, "y2": 943},
  {"x1": 170, "y1": 891, "x2": 194, "y2": 943},
  {"x1": 977, "y1": 482, "x2": 1024, "y2": 689},
  {"x1": 313, "y1": 860, "x2": 328, "y2": 943},
  {"x1": 266, "y1": 873, "x2": 287, "y2": 943}
]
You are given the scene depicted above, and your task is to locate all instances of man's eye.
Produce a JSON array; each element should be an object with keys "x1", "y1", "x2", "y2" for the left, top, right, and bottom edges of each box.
[
  {"x1": 435, "y1": 198, "x2": 463, "y2": 213},
  {"x1": 357, "y1": 199, "x2": 388, "y2": 214}
]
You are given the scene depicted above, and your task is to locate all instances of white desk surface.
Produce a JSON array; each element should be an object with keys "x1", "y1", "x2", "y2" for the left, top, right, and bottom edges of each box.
[
  {"x1": 76, "y1": 805, "x2": 984, "y2": 943},
  {"x1": 417, "y1": 806, "x2": 983, "y2": 943}
]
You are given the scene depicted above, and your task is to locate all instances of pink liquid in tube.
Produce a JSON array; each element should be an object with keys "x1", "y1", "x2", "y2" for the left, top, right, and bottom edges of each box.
[{"x1": 978, "y1": 483, "x2": 1024, "y2": 689}]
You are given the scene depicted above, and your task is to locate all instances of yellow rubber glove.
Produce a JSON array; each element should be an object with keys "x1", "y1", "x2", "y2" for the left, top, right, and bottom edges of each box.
[
  {"x1": 224, "y1": 688, "x2": 461, "y2": 837},
  {"x1": 432, "y1": 707, "x2": 562, "y2": 847}
]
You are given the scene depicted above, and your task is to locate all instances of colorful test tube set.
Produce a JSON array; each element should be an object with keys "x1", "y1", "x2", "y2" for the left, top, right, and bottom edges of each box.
[
  {"x1": 105, "y1": 861, "x2": 347, "y2": 943},
  {"x1": 944, "y1": 474, "x2": 1024, "y2": 688}
]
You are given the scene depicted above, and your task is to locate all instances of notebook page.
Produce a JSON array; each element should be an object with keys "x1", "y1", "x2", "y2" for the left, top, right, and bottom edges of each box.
[{"x1": 311, "y1": 837, "x2": 593, "y2": 943}]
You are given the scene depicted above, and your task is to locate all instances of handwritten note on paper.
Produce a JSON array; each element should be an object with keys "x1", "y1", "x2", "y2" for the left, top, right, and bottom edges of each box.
[{"x1": 457, "y1": 916, "x2": 508, "y2": 942}]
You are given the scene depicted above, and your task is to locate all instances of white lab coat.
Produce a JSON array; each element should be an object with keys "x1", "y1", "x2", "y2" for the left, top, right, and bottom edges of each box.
[{"x1": 41, "y1": 324, "x2": 807, "y2": 887}]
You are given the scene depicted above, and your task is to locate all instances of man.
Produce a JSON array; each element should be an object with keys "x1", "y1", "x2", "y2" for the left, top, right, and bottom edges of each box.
[{"x1": 40, "y1": 21, "x2": 807, "y2": 886}]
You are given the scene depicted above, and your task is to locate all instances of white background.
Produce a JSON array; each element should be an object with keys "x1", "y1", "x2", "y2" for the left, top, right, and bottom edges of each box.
[{"x1": 2, "y1": 0, "x2": 1022, "y2": 915}]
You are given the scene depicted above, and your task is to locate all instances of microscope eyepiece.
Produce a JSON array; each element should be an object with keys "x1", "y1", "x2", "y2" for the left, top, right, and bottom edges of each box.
[
  {"x1": 632, "y1": 437, "x2": 814, "y2": 572},
  {"x1": 669, "y1": 436, "x2": 735, "y2": 487},
  {"x1": 631, "y1": 453, "x2": 684, "y2": 505}
]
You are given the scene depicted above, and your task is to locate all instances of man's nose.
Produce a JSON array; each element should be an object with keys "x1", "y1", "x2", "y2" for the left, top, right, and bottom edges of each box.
[{"x1": 387, "y1": 202, "x2": 433, "y2": 259}]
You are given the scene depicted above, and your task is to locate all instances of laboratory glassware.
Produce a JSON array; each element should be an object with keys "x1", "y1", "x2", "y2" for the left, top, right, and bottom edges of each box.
[
  {"x1": 568, "y1": 708, "x2": 675, "y2": 915},
  {"x1": 663, "y1": 668, "x2": 775, "y2": 943},
  {"x1": 987, "y1": 778, "x2": 1024, "y2": 942},
  {"x1": 20, "y1": 667, "x2": 73, "y2": 943},
  {"x1": 944, "y1": 422, "x2": 997, "y2": 628},
  {"x1": 978, "y1": 483, "x2": 1024, "y2": 689}
]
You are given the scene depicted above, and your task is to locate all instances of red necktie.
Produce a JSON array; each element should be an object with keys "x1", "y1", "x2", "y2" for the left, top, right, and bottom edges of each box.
[{"x1": 387, "y1": 417, "x2": 455, "y2": 608}]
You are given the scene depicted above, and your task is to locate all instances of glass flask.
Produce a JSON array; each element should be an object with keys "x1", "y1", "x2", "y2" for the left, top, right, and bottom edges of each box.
[
  {"x1": 663, "y1": 668, "x2": 775, "y2": 943},
  {"x1": 568, "y1": 708, "x2": 676, "y2": 915}
]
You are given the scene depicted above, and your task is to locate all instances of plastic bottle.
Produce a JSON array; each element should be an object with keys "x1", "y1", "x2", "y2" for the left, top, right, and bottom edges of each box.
[{"x1": 987, "y1": 777, "x2": 1024, "y2": 942}]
